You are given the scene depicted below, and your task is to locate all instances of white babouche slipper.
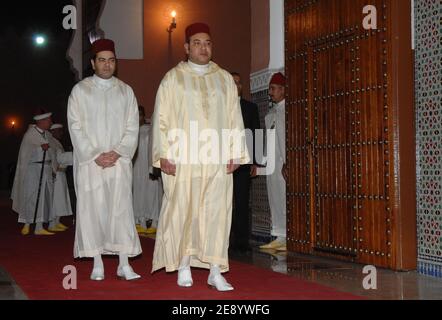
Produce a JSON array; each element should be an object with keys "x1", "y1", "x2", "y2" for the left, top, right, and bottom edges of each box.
[
  {"x1": 177, "y1": 267, "x2": 193, "y2": 288},
  {"x1": 207, "y1": 274, "x2": 234, "y2": 292},
  {"x1": 90, "y1": 267, "x2": 105, "y2": 281},
  {"x1": 117, "y1": 265, "x2": 141, "y2": 281}
]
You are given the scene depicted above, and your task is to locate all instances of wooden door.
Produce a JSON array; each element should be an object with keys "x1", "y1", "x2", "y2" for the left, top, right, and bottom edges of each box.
[{"x1": 285, "y1": 0, "x2": 416, "y2": 270}]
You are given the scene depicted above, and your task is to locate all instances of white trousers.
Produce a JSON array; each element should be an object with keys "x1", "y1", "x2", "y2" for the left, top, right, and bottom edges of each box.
[{"x1": 266, "y1": 161, "x2": 286, "y2": 238}]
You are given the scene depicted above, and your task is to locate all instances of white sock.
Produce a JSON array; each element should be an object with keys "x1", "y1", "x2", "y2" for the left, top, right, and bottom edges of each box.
[
  {"x1": 119, "y1": 254, "x2": 129, "y2": 267},
  {"x1": 179, "y1": 256, "x2": 191, "y2": 270},
  {"x1": 177, "y1": 256, "x2": 192, "y2": 286},
  {"x1": 210, "y1": 264, "x2": 221, "y2": 276},
  {"x1": 276, "y1": 237, "x2": 286, "y2": 243},
  {"x1": 93, "y1": 255, "x2": 104, "y2": 270}
]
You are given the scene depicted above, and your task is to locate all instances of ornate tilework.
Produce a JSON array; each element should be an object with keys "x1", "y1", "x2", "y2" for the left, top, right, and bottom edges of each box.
[
  {"x1": 415, "y1": 0, "x2": 442, "y2": 278},
  {"x1": 250, "y1": 89, "x2": 273, "y2": 243}
]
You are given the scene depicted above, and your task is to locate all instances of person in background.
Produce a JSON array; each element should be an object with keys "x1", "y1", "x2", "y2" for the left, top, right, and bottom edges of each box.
[
  {"x1": 11, "y1": 108, "x2": 57, "y2": 236},
  {"x1": 48, "y1": 123, "x2": 73, "y2": 232},
  {"x1": 230, "y1": 72, "x2": 260, "y2": 254},
  {"x1": 260, "y1": 72, "x2": 287, "y2": 252},
  {"x1": 133, "y1": 106, "x2": 163, "y2": 235}
]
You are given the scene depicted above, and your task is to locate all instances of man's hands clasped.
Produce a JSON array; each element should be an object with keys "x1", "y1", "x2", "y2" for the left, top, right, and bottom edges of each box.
[{"x1": 95, "y1": 151, "x2": 121, "y2": 169}]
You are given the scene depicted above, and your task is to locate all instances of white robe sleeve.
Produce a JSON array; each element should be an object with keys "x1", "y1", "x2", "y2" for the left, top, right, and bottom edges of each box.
[
  {"x1": 113, "y1": 88, "x2": 140, "y2": 160},
  {"x1": 227, "y1": 75, "x2": 250, "y2": 165},
  {"x1": 151, "y1": 74, "x2": 172, "y2": 168},
  {"x1": 57, "y1": 150, "x2": 73, "y2": 166},
  {"x1": 67, "y1": 86, "x2": 102, "y2": 166}
]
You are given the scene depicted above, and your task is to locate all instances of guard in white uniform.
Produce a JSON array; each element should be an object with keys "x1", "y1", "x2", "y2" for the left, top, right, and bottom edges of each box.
[{"x1": 260, "y1": 73, "x2": 287, "y2": 251}]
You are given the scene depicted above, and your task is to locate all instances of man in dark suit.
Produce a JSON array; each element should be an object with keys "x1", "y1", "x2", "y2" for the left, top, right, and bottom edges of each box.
[{"x1": 230, "y1": 72, "x2": 261, "y2": 253}]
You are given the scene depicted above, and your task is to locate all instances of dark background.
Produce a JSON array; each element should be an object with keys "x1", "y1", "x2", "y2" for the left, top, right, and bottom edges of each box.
[{"x1": 0, "y1": 2, "x2": 76, "y2": 190}]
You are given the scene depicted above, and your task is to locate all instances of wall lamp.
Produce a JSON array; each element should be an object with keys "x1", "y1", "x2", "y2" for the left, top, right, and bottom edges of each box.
[{"x1": 167, "y1": 11, "x2": 177, "y2": 33}]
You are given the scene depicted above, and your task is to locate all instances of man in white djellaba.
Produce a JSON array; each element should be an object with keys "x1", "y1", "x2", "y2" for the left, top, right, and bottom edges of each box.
[
  {"x1": 67, "y1": 39, "x2": 142, "y2": 281},
  {"x1": 48, "y1": 123, "x2": 73, "y2": 232},
  {"x1": 11, "y1": 108, "x2": 58, "y2": 236},
  {"x1": 133, "y1": 106, "x2": 163, "y2": 235}
]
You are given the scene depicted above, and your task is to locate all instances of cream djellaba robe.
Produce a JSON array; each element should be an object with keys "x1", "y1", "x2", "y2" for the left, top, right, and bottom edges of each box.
[
  {"x1": 151, "y1": 61, "x2": 250, "y2": 273},
  {"x1": 67, "y1": 75, "x2": 142, "y2": 258}
]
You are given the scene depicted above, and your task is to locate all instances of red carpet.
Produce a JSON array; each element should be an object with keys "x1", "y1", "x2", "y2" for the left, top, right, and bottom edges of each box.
[{"x1": 0, "y1": 195, "x2": 362, "y2": 300}]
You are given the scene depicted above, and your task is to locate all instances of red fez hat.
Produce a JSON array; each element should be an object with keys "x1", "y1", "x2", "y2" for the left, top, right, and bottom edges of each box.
[
  {"x1": 269, "y1": 72, "x2": 286, "y2": 86},
  {"x1": 91, "y1": 39, "x2": 116, "y2": 56},
  {"x1": 185, "y1": 23, "x2": 211, "y2": 42},
  {"x1": 33, "y1": 107, "x2": 52, "y2": 121}
]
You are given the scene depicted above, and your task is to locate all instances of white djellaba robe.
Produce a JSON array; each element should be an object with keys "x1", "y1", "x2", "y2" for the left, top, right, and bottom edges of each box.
[
  {"x1": 264, "y1": 99, "x2": 286, "y2": 238},
  {"x1": 52, "y1": 137, "x2": 73, "y2": 218},
  {"x1": 151, "y1": 61, "x2": 250, "y2": 273},
  {"x1": 133, "y1": 124, "x2": 163, "y2": 225},
  {"x1": 67, "y1": 74, "x2": 142, "y2": 258},
  {"x1": 11, "y1": 125, "x2": 58, "y2": 224}
]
